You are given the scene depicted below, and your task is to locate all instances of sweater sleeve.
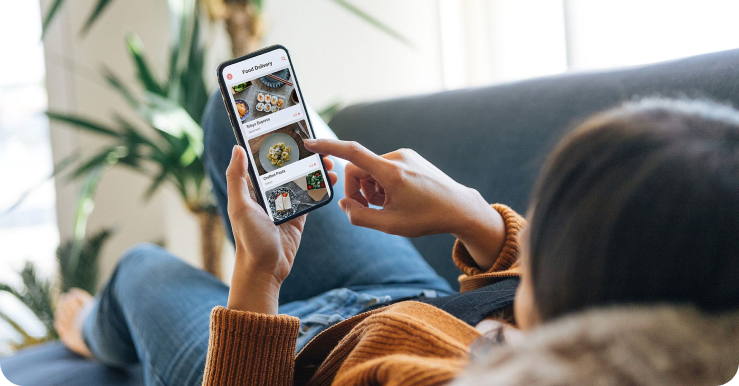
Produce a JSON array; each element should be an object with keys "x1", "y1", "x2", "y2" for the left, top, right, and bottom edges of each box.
[
  {"x1": 453, "y1": 204, "x2": 526, "y2": 292},
  {"x1": 202, "y1": 306, "x2": 300, "y2": 386}
]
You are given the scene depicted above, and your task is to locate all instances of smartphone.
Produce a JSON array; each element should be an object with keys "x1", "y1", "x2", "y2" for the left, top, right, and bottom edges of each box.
[{"x1": 217, "y1": 45, "x2": 333, "y2": 224}]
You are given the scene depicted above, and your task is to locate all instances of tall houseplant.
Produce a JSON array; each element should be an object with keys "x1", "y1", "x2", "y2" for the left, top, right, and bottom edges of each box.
[{"x1": 48, "y1": 4, "x2": 226, "y2": 276}]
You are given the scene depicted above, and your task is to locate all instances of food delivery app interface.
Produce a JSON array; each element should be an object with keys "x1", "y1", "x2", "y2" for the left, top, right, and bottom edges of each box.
[{"x1": 222, "y1": 49, "x2": 331, "y2": 221}]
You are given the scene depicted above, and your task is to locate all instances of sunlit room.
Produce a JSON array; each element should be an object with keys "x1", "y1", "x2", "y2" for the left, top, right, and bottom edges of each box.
[{"x1": 1, "y1": 1, "x2": 738, "y2": 385}]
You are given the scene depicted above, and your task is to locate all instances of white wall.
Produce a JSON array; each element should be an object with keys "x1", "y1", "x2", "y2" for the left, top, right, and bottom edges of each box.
[{"x1": 259, "y1": 0, "x2": 445, "y2": 109}]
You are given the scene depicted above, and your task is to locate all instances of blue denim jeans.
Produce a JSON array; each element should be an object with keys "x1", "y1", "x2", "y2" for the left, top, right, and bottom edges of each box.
[{"x1": 82, "y1": 101, "x2": 453, "y2": 385}]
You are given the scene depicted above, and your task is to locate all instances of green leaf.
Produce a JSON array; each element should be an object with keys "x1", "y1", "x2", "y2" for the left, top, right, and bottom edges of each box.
[
  {"x1": 143, "y1": 167, "x2": 171, "y2": 200},
  {"x1": 112, "y1": 114, "x2": 164, "y2": 151},
  {"x1": 0, "y1": 263, "x2": 58, "y2": 340},
  {"x1": 125, "y1": 34, "x2": 166, "y2": 96},
  {"x1": 66, "y1": 146, "x2": 126, "y2": 181},
  {"x1": 80, "y1": 0, "x2": 116, "y2": 36},
  {"x1": 179, "y1": 13, "x2": 209, "y2": 123},
  {"x1": 0, "y1": 284, "x2": 19, "y2": 298},
  {"x1": 47, "y1": 111, "x2": 121, "y2": 138},
  {"x1": 328, "y1": 0, "x2": 414, "y2": 49},
  {"x1": 167, "y1": 0, "x2": 198, "y2": 98},
  {"x1": 166, "y1": 43, "x2": 181, "y2": 98},
  {"x1": 58, "y1": 228, "x2": 112, "y2": 294},
  {"x1": 0, "y1": 310, "x2": 50, "y2": 351},
  {"x1": 0, "y1": 263, "x2": 58, "y2": 344},
  {"x1": 40, "y1": 0, "x2": 67, "y2": 38},
  {"x1": 67, "y1": 167, "x2": 106, "y2": 273},
  {"x1": 101, "y1": 67, "x2": 139, "y2": 108},
  {"x1": 139, "y1": 92, "x2": 203, "y2": 165}
]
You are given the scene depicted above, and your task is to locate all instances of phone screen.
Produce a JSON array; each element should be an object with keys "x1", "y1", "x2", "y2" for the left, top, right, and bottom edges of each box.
[{"x1": 217, "y1": 46, "x2": 333, "y2": 224}]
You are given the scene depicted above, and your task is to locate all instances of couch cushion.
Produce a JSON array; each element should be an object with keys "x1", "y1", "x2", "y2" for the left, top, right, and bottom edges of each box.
[
  {"x1": 328, "y1": 48, "x2": 739, "y2": 287},
  {"x1": 0, "y1": 342, "x2": 143, "y2": 386}
]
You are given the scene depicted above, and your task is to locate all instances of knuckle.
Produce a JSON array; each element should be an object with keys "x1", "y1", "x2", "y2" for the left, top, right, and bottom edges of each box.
[
  {"x1": 398, "y1": 148, "x2": 413, "y2": 157},
  {"x1": 387, "y1": 166, "x2": 405, "y2": 184},
  {"x1": 347, "y1": 141, "x2": 365, "y2": 154}
]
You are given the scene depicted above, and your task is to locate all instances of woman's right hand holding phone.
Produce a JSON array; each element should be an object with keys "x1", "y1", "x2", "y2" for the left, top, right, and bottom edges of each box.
[{"x1": 304, "y1": 139, "x2": 506, "y2": 271}]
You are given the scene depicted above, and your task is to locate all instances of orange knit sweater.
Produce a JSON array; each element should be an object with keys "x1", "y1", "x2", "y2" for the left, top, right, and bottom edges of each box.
[{"x1": 202, "y1": 204, "x2": 525, "y2": 386}]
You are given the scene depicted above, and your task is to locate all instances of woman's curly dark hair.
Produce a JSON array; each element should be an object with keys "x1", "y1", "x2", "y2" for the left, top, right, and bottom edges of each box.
[{"x1": 528, "y1": 98, "x2": 739, "y2": 321}]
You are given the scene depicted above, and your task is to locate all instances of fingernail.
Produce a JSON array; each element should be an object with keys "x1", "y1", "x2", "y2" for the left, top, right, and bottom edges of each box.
[
  {"x1": 338, "y1": 199, "x2": 346, "y2": 211},
  {"x1": 304, "y1": 138, "x2": 316, "y2": 145}
]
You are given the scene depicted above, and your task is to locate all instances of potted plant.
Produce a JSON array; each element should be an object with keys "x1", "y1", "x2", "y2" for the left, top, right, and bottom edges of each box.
[{"x1": 47, "y1": 8, "x2": 226, "y2": 275}]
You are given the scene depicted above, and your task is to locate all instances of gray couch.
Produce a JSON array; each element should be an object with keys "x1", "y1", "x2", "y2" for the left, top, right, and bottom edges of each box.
[{"x1": 4, "y1": 48, "x2": 739, "y2": 385}]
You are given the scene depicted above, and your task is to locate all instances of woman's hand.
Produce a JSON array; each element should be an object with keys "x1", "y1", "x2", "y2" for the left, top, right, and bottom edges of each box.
[
  {"x1": 304, "y1": 139, "x2": 505, "y2": 270},
  {"x1": 225, "y1": 145, "x2": 337, "y2": 314}
]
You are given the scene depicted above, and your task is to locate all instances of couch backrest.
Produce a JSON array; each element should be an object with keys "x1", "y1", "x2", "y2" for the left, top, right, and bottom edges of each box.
[{"x1": 328, "y1": 49, "x2": 739, "y2": 288}]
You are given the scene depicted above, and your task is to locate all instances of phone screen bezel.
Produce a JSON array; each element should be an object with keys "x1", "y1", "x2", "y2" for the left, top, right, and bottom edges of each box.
[{"x1": 216, "y1": 44, "x2": 334, "y2": 225}]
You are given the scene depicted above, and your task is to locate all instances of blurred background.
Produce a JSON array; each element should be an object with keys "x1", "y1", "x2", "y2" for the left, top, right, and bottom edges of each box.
[{"x1": 2, "y1": 0, "x2": 739, "y2": 355}]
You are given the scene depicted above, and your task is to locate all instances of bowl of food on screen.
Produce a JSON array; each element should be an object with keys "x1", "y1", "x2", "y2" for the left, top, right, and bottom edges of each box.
[
  {"x1": 290, "y1": 89, "x2": 299, "y2": 104},
  {"x1": 260, "y1": 69, "x2": 292, "y2": 88},
  {"x1": 268, "y1": 188, "x2": 298, "y2": 219},
  {"x1": 235, "y1": 99, "x2": 249, "y2": 122},
  {"x1": 267, "y1": 142, "x2": 292, "y2": 167}
]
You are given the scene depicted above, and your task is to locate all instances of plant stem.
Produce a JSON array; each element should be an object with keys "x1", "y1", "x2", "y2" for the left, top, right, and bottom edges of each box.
[
  {"x1": 223, "y1": 0, "x2": 264, "y2": 57},
  {"x1": 197, "y1": 210, "x2": 225, "y2": 278}
]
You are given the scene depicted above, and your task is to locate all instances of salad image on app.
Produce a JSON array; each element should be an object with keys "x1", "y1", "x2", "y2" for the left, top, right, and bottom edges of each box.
[
  {"x1": 306, "y1": 171, "x2": 325, "y2": 190},
  {"x1": 231, "y1": 81, "x2": 251, "y2": 93}
]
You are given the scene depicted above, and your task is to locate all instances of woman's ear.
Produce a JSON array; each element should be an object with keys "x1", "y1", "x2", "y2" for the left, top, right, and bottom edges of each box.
[
  {"x1": 513, "y1": 228, "x2": 541, "y2": 330},
  {"x1": 514, "y1": 273, "x2": 539, "y2": 330}
]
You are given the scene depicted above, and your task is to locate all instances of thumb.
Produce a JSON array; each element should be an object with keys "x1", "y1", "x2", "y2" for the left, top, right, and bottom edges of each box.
[
  {"x1": 226, "y1": 146, "x2": 258, "y2": 212},
  {"x1": 339, "y1": 198, "x2": 394, "y2": 232}
]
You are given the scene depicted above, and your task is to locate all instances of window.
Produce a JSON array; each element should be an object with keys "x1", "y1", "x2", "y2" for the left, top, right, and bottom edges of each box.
[
  {"x1": 565, "y1": 0, "x2": 739, "y2": 70},
  {"x1": 438, "y1": 1, "x2": 739, "y2": 88},
  {"x1": 0, "y1": 0, "x2": 58, "y2": 349}
]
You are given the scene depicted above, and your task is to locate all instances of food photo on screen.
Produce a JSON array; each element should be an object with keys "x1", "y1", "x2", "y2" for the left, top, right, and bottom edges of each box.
[
  {"x1": 231, "y1": 68, "x2": 300, "y2": 125},
  {"x1": 264, "y1": 170, "x2": 330, "y2": 220},
  {"x1": 247, "y1": 119, "x2": 313, "y2": 176}
]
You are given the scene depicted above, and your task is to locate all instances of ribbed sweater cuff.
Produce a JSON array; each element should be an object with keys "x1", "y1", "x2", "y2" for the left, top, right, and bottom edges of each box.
[
  {"x1": 202, "y1": 306, "x2": 300, "y2": 386},
  {"x1": 453, "y1": 204, "x2": 525, "y2": 291}
]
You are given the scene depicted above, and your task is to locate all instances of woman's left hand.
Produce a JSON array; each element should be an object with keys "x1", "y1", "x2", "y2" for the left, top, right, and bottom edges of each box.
[{"x1": 225, "y1": 145, "x2": 337, "y2": 314}]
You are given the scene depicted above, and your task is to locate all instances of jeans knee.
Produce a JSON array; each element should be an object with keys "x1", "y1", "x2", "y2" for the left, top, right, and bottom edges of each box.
[
  {"x1": 118, "y1": 243, "x2": 165, "y2": 269},
  {"x1": 114, "y1": 243, "x2": 182, "y2": 290}
]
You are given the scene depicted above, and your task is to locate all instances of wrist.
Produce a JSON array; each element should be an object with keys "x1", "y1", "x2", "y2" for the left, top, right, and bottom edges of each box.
[
  {"x1": 448, "y1": 187, "x2": 496, "y2": 234},
  {"x1": 451, "y1": 190, "x2": 506, "y2": 271},
  {"x1": 228, "y1": 264, "x2": 282, "y2": 315}
]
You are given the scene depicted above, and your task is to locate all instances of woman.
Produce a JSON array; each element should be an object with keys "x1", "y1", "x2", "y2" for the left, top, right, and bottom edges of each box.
[{"x1": 55, "y1": 98, "x2": 739, "y2": 385}]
